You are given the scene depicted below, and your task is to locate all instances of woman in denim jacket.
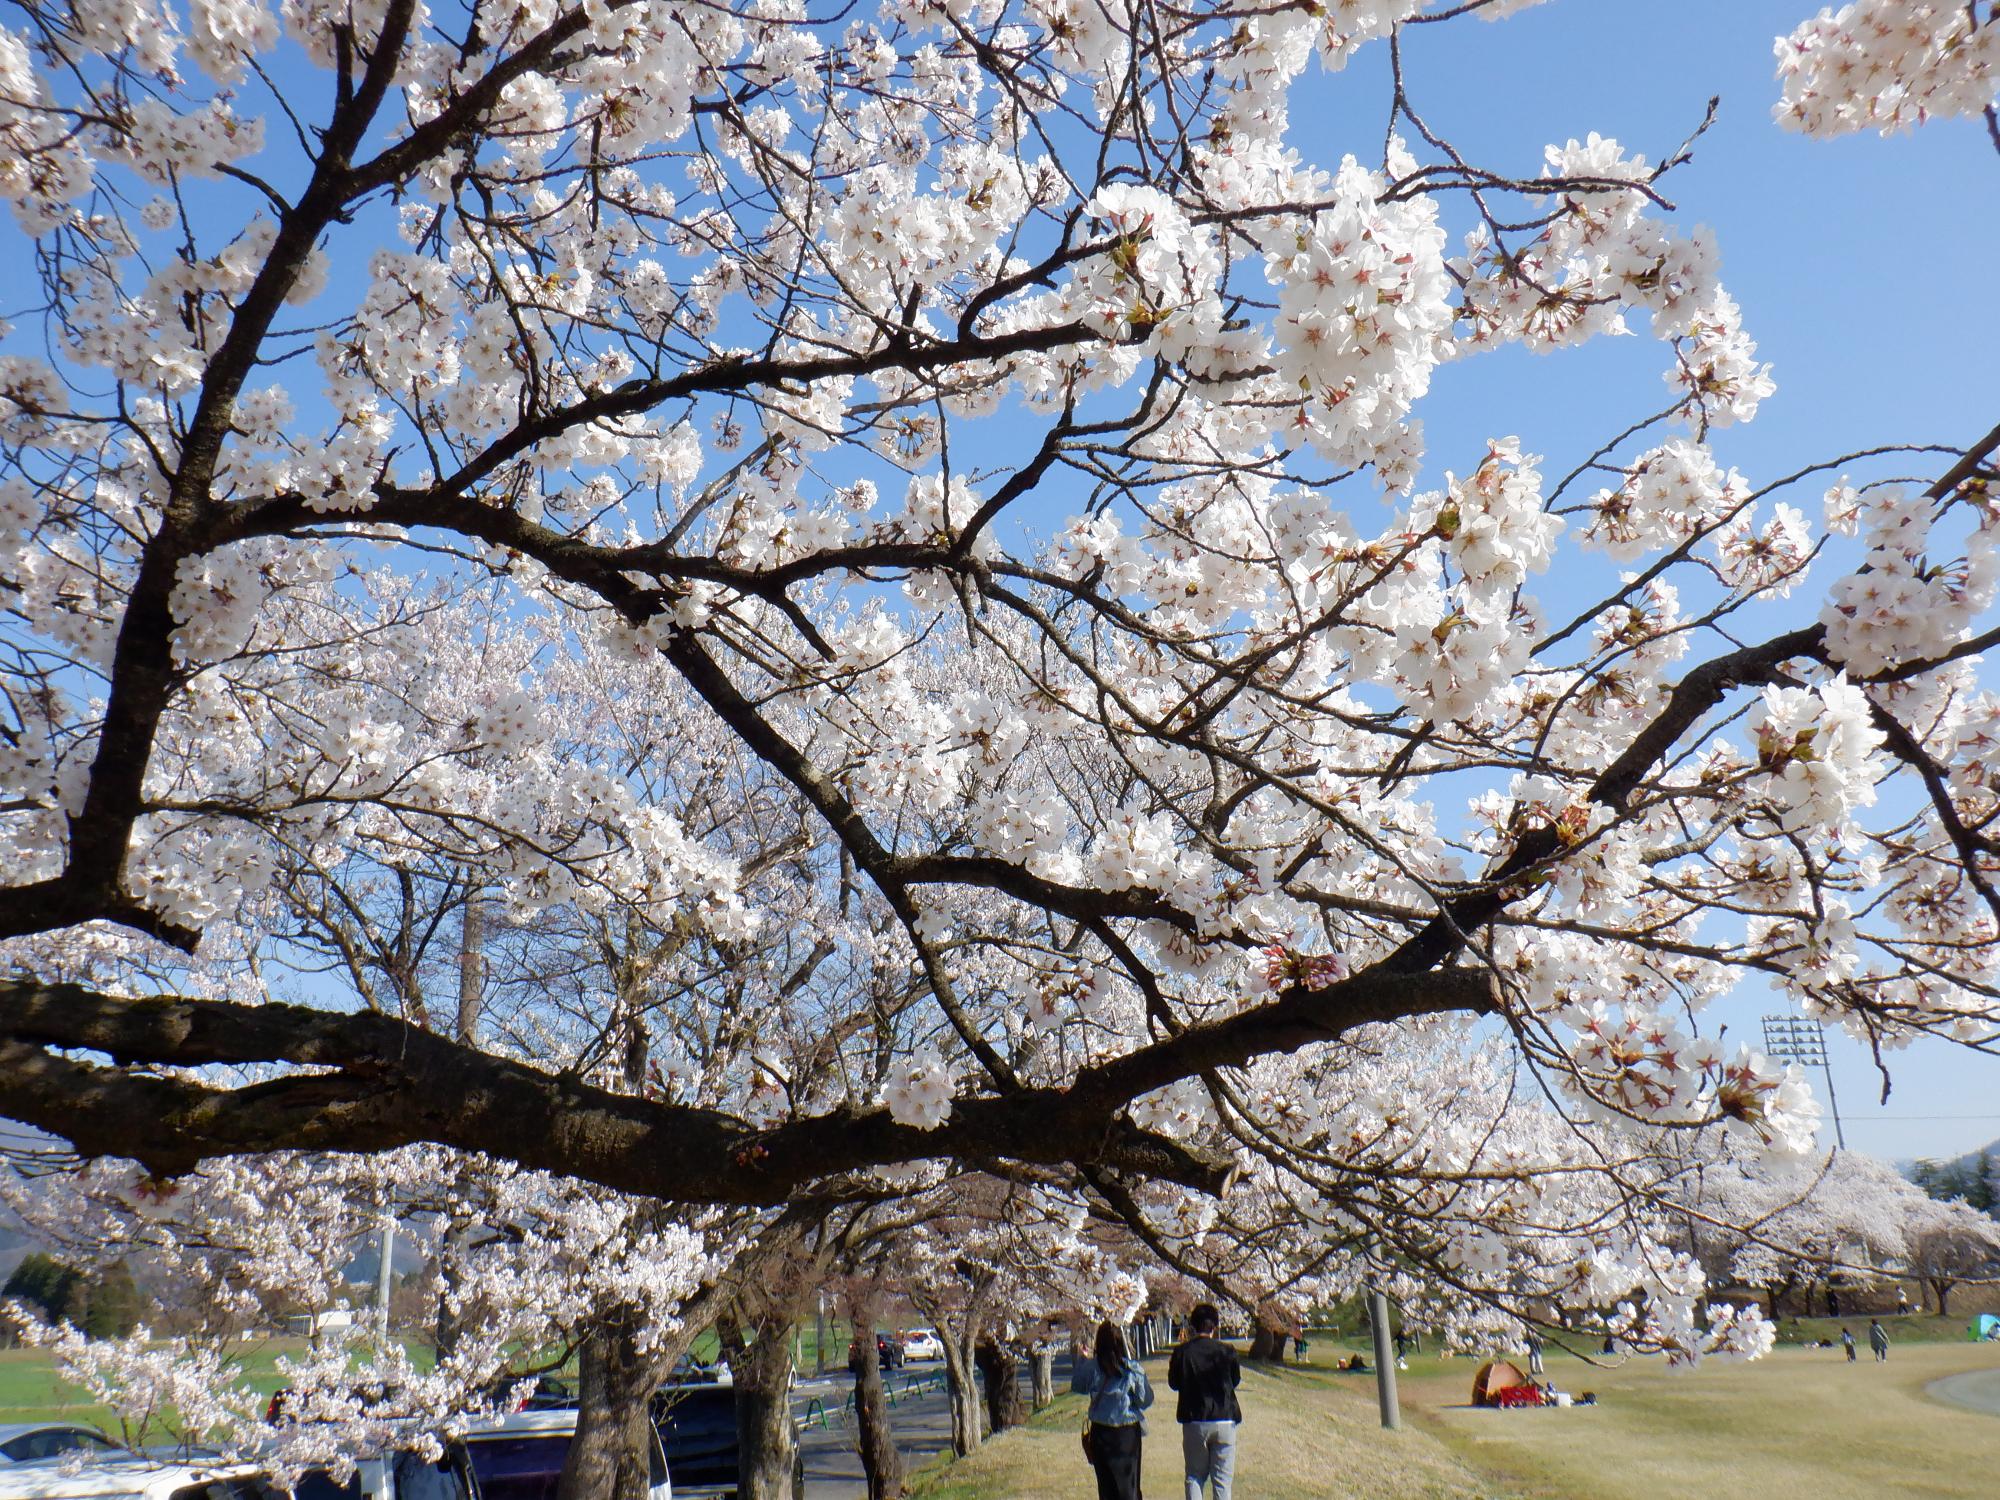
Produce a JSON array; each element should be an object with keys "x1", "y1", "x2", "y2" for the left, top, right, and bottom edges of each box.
[{"x1": 1071, "y1": 1322, "x2": 1154, "y2": 1499}]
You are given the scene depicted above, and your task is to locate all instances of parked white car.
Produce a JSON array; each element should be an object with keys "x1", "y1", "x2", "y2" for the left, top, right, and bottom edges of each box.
[
  {"x1": 0, "y1": 1456, "x2": 272, "y2": 1500},
  {"x1": 0, "y1": 1427, "x2": 116, "y2": 1466},
  {"x1": 900, "y1": 1330, "x2": 944, "y2": 1362}
]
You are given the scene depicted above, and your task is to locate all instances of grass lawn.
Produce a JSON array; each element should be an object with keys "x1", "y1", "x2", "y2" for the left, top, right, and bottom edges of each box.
[
  {"x1": 0, "y1": 1338, "x2": 433, "y2": 1434},
  {"x1": 0, "y1": 1347, "x2": 117, "y2": 1424},
  {"x1": 1391, "y1": 1339, "x2": 2000, "y2": 1500},
  {"x1": 909, "y1": 1337, "x2": 2000, "y2": 1499},
  {"x1": 1774, "y1": 1312, "x2": 1984, "y2": 1346},
  {"x1": 906, "y1": 1358, "x2": 1493, "y2": 1500}
]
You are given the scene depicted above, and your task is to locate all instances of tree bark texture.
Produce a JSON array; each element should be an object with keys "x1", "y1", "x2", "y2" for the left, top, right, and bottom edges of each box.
[
  {"x1": 731, "y1": 1314, "x2": 800, "y2": 1500},
  {"x1": 849, "y1": 1306, "x2": 904, "y2": 1499},
  {"x1": 1248, "y1": 1322, "x2": 1286, "y2": 1362},
  {"x1": 0, "y1": 974, "x2": 1495, "y2": 1202},
  {"x1": 938, "y1": 1325, "x2": 983, "y2": 1457},
  {"x1": 973, "y1": 1336, "x2": 1023, "y2": 1434},
  {"x1": 555, "y1": 1305, "x2": 671, "y2": 1500}
]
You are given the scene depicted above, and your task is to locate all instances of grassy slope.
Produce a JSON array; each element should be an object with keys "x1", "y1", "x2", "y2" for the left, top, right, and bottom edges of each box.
[
  {"x1": 1394, "y1": 1341, "x2": 2000, "y2": 1500},
  {"x1": 907, "y1": 1359, "x2": 1497, "y2": 1500},
  {"x1": 0, "y1": 1338, "x2": 431, "y2": 1434}
]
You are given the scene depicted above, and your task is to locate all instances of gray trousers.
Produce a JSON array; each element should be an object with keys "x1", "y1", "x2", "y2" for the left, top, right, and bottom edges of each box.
[{"x1": 1182, "y1": 1420, "x2": 1237, "y2": 1500}]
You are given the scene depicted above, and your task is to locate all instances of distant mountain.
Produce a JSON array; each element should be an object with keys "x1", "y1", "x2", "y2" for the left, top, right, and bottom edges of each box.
[
  {"x1": 0, "y1": 1220, "x2": 36, "y2": 1278},
  {"x1": 1907, "y1": 1138, "x2": 2000, "y2": 1217},
  {"x1": 1911, "y1": 1137, "x2": 2000, "y2": 1173}
]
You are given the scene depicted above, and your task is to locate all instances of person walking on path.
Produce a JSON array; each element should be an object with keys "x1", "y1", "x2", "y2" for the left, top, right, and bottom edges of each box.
[
  {"x1": 1168, "y1": 1303, "x2": 1242, "y2": 1500},
  {"x1": 1896, "y1": 1286, "x2": 1910, "y2": 1315},
  {"x1": 1073, "y1": 1322, "x2": 1154, "y2": 1500},
  {"x1": 1525, "y1": 1329, "x2": 1545, "y2": 1377},
  {"x1": 1869, "y1": 1320, "x2": 1890, "y2": 1362},
  {"x1": 1840, "y1": 1327, "x2": 1857, "y2": 1362}
]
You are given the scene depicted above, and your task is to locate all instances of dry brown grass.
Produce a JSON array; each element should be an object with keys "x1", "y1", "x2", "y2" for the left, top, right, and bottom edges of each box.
[
  {"x1": 907, "y1": 1359, "x2": 1497, "y2": 1499},
  {"x1": 1395, "y1": 1339, "x2": 2000, "y2": 1500}
]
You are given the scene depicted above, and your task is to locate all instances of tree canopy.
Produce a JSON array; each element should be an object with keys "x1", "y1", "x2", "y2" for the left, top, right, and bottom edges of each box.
[{"x1": 0, "y1": 3, "x2": 1998, "y2": 1479}]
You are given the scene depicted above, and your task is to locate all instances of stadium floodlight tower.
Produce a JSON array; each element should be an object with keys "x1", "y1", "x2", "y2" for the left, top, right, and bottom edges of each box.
[{"x1": 1760, "y1": 1015, "x2": 1846, "y2": 1151}]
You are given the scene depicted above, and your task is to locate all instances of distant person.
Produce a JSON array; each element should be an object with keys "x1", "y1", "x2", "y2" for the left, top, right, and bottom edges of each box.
[
  {"x1": 1840, "y1": 1327, "x2": 1856, "y2": 1362},
  {"x1": 1827, "y1": 1288, "x2": 1840, "y2": 1317},
  {"x1": 1869, "y1": 1320, "x2": 1889, "y2": 1363},
  {"x1": 1896, "y1": 1287, "x2": 1910, "y2": 1315},
  {"x1": 1169, "y1": 1303, "x2": 1242, "y2": 1500},
  {"x1": 1292, "y1": 1333, "x2": 1308, "y2": 1362},
  {"x1": 1072, "y1": 1321, "x2": 1153, "y2": 1500},
  {"x1": 1393, "y1": 1329, "x2": 1409, "y2": 1361},
  {"x1": 1525, "y1": 1328, "x2": 1545, "y2": 1377}
]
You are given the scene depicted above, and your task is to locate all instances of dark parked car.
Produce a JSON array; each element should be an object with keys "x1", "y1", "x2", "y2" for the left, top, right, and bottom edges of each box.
[
  {"x1": 845, "y1": 1334, "x2": 904, "y2": 1372},
  {"x1": 651, "y1": 1382, "x2": 802, "y2": 1500}
]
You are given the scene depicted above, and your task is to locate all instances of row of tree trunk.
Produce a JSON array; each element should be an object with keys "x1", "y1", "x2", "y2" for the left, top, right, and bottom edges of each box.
[{"x1": 549, "y1": 1294, "x2": 1123, "y2": 1500}]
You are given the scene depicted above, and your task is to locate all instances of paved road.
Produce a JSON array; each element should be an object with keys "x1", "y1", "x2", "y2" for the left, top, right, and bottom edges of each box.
[
  {"x1": 796, "y1": 1352, "x2": 1085, "y2": 1498},
  {"x1": 797, "y1": 1363, "x2": 959, "y2": 1499},
  {"x1": 1926, "y1": 1364, "x2": 2000, "y2": 1416}
]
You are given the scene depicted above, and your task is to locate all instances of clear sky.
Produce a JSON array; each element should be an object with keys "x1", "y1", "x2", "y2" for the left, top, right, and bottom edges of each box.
[
  {"x1": 1315, "y1": 2, "x2": 2000, "y2": 1166},
  {"x1": 5, "y1": 2, "x2": 1994, "y2": 1164}
]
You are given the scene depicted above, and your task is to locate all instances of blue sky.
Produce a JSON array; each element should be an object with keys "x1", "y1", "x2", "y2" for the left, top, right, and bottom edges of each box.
[
  {"x1": 1349, "y1": 2, "x2": 2000, "y2": 1165},
  {"x1": 5, "y1": 2, "x2": 1995, "y2": 1163}
]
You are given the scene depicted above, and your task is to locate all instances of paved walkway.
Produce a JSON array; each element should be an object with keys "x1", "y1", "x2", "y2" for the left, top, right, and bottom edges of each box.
[{"x1": 1926, "y1": 1364, "x2": 2000, "y2": 1416}]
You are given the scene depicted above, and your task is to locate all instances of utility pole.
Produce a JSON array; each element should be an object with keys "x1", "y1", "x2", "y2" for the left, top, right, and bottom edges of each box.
[
  {"x1": 1761, "y1": 1015, "x2": 1846, "y2": 1149},
  {"x1": 1368, "y1": 1288, "x2": 1400, "y2": 1430},
  {"x1": 375, "y1": 1214, "x2": 396, "y2": 1338}
]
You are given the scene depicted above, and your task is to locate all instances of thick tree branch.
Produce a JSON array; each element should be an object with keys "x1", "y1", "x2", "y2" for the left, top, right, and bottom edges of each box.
[{"x1": 0, "y1": 966, "x2": 1492, "y2": 1201}]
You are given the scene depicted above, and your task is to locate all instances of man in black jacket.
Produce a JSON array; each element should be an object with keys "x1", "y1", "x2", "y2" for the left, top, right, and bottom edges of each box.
[{"x1": 1167, "y1": 1304, "x2": 1243, "y2": 1500}]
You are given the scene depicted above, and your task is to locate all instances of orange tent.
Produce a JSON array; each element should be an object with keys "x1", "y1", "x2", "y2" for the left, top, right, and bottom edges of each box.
[{"x1": 1471, "y1": 1359, "x2": 1530, "y2": 1407}]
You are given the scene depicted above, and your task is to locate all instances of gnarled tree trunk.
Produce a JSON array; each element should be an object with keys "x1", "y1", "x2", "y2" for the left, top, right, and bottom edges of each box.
[
  {"x1": 974, "y1": 1335, "x2": 1023, "y2": 1434},
  {"x1": 1248, "y1": 1320, "x2": 1286, "y2": 1362},
  {"x1": 848, "y1": 1297, "x2": 904, "y2": 1499},
  {"x1": 938, "y1": 1322, "x2": 983, "y2": 1457},
  {"x1": 1029, "y1": 1343, "x2": 1055, "y2": 1410},
  {"x1": 727, "y1": 1313, "x2": 800, "y2": 1500},
  {"x1": 556, "y1": 1304, "x2": 674, "y2": 1500}
]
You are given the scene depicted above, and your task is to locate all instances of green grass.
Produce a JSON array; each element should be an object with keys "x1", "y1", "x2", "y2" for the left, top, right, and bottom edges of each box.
[
  {"x1": 0, "y1": 1338, "x2": 435, "y2": 1436},
  {"x1": 907, "y1": 1358, "x2": 1493, "y2": 1500},
  {"x1": 1773, "y1": 1312, "x2": 1985, "y2": 1345},
  {"x1": 907, "y1": 1335, "x2": 2000, "y2": 1500},
  {"x1": 1394, "y1": 1340, "x2": 2000, "y2": 1500}
]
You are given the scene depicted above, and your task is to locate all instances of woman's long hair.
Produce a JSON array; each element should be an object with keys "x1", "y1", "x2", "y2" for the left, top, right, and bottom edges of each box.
[{"x1": 1094, "y1": 1321, "x2": 1129, "y2": 1380}]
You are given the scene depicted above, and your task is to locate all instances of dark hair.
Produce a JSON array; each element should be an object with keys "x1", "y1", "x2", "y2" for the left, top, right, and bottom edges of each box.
[
  {"x1": 1094, "y1": 1321, "x2": 1129, "y2": 1379},
  {"x1": 1190, "y1": 1304, "x2": 1220, "y2": 1336}
]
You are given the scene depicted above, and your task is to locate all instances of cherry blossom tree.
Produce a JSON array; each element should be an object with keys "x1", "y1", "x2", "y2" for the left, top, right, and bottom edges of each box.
[
  {"x1": 1686, "y1": 1147, "x2": 1921, "y2": 1318},
  {"x1": 1775, "y1": 2, "x2": 1998, "y2": 146},
  {"x1": 3, "y1": 2, "x2": 2000, "y2": 1494},
  {"x1": 1903, "y1": 1193, "x2": 2000, "y2": 1315}
]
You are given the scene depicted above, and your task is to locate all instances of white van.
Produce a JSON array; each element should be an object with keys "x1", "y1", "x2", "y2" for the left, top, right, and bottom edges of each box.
[
  {"x1": 0, "y1": 1413, "x2": 671, "y2": 1500},
  {"x1": 0, "y1": 1456, "x2": 274, "y2": 1500}
]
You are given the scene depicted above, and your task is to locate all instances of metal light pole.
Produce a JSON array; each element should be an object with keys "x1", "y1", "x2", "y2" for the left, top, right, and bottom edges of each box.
[
  {"x1": 1368, "y1": 1288, "x2": 1400, "y2": 1430},
  {"x1": 374, "y1": 1214, "x2": 396, "y2": 1337},
  {"x1": 1761, "y1": 1015, "x2": 1846, "y2": 1149}
]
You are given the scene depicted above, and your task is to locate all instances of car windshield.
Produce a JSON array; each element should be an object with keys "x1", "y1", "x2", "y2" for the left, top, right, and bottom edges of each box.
[
  {"x1": 459, "y1": 1438, "x2": 568, "y2": 1500},
  {"x1": 291, "y1": 1448, "x2": 465, "y2": 1500},
  {"x1": 1, "y1": 1431, "x2": 114, "y2": 1462}
]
